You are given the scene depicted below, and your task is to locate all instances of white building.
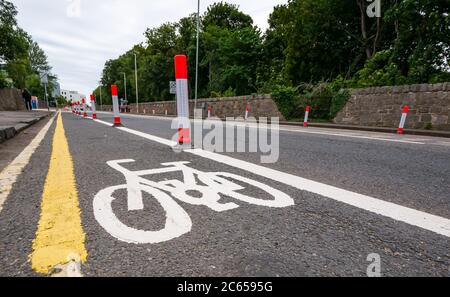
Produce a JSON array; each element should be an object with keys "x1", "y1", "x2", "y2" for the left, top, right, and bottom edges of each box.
[{"x1": 61, "y1": 89, "x2": 85, "y2": 103}]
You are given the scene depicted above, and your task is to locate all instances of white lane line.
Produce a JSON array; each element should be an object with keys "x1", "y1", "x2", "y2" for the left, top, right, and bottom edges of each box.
[
  {"x1": 0, "y1": 114, "x2": 56, "y2": 213},
  {"x1": 116, "y1": 126, "x2": 176, "y2": 147},
  {"x1": 223, "y1": 121, "x2": 426, "y2": 145},
  {"x1": 187, "y1": 149, "x2": 450, "y2": 238},
  {"x1": 99, "y1": 112, "x2": 427, "y2": 145},
  {"x1": 94, "y1": 119, "x2": 114, "y2": 127},
  {"x1": 277, "y1": 128, "x2": 426, "y2": 145},
  {"x1": 87, "y1": 118, "x2": 450, "y2": 238}
]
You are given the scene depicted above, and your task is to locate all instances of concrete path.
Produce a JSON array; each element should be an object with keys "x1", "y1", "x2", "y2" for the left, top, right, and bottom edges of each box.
[{"x1": 0, "y1": 111, "x2": 52, "y2": 144}]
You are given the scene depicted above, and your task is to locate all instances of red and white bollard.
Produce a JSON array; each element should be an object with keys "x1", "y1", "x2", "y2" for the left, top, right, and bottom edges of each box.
[
  {"x1": 111, "y1": 85, "x2": 121, "y2": 126},
  {"x1": 397, "y1": 106, "x2": 409, "y2": 135},
  {"x1": 174, "y1": 55, "x2": 190, "y2": 144},
  {"x1": 76, "y1": 102, "x2": 80, "y2": 115},
  {"x1": 245, "y1": 103, "x2": 249, "y2": 120},
  {"x1": 304, "y1": 106, "x2": 311, "y2": 127},
  {"x1": 90, "y1": 94, "x2": 97, "y2": 119},
  {"x1": 82, "y1": 98, "x2": 88, "y2": 118},
  {"x1": 72, "y1": 103, "x2": 75, "y2": 114},
  {"x1": 208, "y1": 105, "x2": 212, "y2": 119}
]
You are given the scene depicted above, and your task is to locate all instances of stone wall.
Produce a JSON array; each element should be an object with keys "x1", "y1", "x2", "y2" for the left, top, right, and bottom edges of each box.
[
  {"x1": 98, "y1": 94, "x2": 285, "y2": 120},
  {"x1": 334, "y1": 83, "x2": 450, "y2": 131},
  {"x1": 0, "y1": 88, "x2": 26, "y2": 111}
]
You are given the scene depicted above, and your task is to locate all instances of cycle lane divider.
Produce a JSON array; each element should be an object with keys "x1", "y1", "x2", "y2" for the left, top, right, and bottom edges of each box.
[
  {"x1": 29, "y1": 112, "x2": 88, "y2": 276},
  {"x1": 88, "y1": 116, "x2": 450, "y2": 239}
]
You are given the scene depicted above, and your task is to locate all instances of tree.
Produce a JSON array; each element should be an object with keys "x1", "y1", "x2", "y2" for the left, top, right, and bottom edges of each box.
[
  {"x1": 28, "y1": 40, "x2": 51, "y2": 74},
  {"x1": 202, "y1": 2, "x2": 253, "y2": 30},
  {"x1": 0, "y1": 0, "x2": 28, "y2": 63}
]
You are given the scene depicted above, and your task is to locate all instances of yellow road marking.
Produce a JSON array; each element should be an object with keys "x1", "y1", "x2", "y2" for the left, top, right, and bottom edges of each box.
[{"x1": 30, "y1": 112, "x2": 87, "y2": 275}]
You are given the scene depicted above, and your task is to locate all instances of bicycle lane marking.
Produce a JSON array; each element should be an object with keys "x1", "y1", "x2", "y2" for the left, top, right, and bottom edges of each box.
[
  {"x1": 30, "y1": 112, "x2": 87, "y2": 276},
  {"x1": 0, "y1": 114, "x2": 56, "y2": 214},
  {"x1": 93, "y1": 160, "x2": 295, "y2": 244},
  {"x1": 90, "y1": 119, "x2": 450, "y2": 239}
]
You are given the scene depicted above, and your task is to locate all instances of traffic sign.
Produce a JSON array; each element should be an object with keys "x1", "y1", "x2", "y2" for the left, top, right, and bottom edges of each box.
[{"x1": 169, "y1": 81, "x2": 177, "y2": 95}]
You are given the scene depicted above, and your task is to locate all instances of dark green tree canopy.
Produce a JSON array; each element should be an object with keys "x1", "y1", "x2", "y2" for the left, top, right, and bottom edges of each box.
[{"x1": 97, "y1": 0, "x2": 450, "y2": 104}]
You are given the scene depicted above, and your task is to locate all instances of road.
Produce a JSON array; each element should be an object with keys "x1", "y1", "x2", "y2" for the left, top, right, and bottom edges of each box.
[{"x1": 0, "y1": 110, "x2": 449, "y2": 277}]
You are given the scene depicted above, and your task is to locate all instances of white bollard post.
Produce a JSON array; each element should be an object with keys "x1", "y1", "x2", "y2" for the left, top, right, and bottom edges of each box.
[
  {"x1": 90, "y1": 94, "x2": 97, "y2": 119},
  {"x1": 397, "y1": 105, "x2": 409, "y2": 135},
  {"x1": 304, "y1": 106, "x2": 311, "y2": 127},
  {"x1": 174, "y1": 55, "x2": 190, "y2": 144},
  {"x1": 245, "y1": 103, "x2": 249, "y2": 120},
  {"x1": 111, "y1": 85, "x2": 121, "y2": 126}
]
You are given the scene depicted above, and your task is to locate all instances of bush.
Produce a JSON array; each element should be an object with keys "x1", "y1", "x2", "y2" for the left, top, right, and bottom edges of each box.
[
  {"x1": 210, "y1": 87, "x2": 236, "y2": 98},
  {"x1": 272, "y1": 80, "x2": 351, "y2": 121},
  {"x1": 330, "y1": 89, "x2": 350, "y2": 119},
  {"x1": 0, "y1": 70, "x2": 13, "y2": 88},
  {"x1": 271, "y1": 85, "x2": 305, "y2": 120}
]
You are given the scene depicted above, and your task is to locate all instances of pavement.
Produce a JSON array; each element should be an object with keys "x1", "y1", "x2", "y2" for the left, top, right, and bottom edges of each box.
[
  {"x1": 0, "y1": 110, "x2": 449, "y2": 277},
  {"x1": 0, "y1": 111, "x2": 52, "y2": 144}
]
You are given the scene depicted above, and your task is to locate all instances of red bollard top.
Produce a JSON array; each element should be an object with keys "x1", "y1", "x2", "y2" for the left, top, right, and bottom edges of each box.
[
  {"x1": 111, "y1": 85, "x2": 118, "y2": 96},
  {"x1": 306, "y1": 106, "x2": 311, "y2": 112},
  {"x1": 90, "y1": 94, "x2": 95, "y2": 102},
  {"x1": 403, "y1": 106, "x2": 409, "y2": 113},
  {"x1": 174, "y1": 55, "x2": 188, "y2": 79}
]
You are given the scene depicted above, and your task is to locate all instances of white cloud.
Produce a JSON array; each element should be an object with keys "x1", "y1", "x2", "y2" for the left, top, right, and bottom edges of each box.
[{"x1": 11, "y1": 0, "x2": 288, "y2": 97}]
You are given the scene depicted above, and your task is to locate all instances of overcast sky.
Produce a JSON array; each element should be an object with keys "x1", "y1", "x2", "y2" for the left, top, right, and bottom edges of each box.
[{"x1": 11, "y1": 0, "x2": 288, "y2": 97}]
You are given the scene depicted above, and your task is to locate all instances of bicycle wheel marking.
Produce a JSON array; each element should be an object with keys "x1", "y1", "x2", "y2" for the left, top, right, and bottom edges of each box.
[{"x1": 93, "y1": 160, "x2": 294, "y2": 244}]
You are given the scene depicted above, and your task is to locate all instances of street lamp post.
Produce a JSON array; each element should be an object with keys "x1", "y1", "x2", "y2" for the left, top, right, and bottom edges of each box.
[
  {"x1": 99, "y1": 86, "x2": 103, "y2": 111},
  {"x1": 134, "y1": 53, "x2": 139, "y2": 113},
  {"x1": 194, "y1": 0, "x2": 200, "y2": 111},
  {"x1": 44, "y1": 83, "x2": 49, "y2": 111},
  {"x1": 123, "y1": 72, "x2": 127, "y2": 102}
]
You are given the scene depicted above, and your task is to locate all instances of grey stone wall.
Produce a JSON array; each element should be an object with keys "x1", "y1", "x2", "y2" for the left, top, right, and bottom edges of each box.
[
  {"x1": 334, "y1": 83, "x2": 450, "y2": 131},
  {"x1": 98, "y1": 94, "x2": 285, "y2": 120},
  {"x1": 0, "y1": 88, "x2": 26, "y2": 111}
]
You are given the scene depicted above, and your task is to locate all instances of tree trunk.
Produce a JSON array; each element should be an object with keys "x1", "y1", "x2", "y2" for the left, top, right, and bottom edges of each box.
[{"x1": 357, "y1": 0, "x2": 372, "y2": 59}]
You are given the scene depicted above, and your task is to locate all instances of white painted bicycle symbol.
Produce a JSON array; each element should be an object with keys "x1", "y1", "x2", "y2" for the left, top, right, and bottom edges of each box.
[{"x1": 93, "y1": 160, "x2": 294, "y2": 244}]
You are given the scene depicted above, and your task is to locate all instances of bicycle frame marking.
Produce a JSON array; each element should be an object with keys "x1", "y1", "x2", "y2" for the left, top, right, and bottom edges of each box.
[{"x1": 93, "y1": 159, "x2": 295, "y2": 244}]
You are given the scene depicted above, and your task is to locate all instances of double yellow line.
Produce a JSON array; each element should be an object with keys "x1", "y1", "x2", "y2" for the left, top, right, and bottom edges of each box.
[{"x1": 30, "y1": 112, "x2": 87, "y2": 275}]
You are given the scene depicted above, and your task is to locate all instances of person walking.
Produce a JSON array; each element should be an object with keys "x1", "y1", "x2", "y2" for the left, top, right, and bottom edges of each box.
[{"x1": 22, "y1": 88, "x2": 32, "y2": 111}]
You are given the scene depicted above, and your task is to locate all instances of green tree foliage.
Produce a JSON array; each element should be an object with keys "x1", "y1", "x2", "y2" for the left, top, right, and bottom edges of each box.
[
  {"x1": 1, "y1": 0, "x2": 58, "y2": 100},
  {"x1": 0, "y1": 0, "x2": 28, "y2": 63},
  {"x1": 99, "y1": 2, "x2": 262, "y2": 102},
  {"x1": 97, "y1": 1, "x2": 449, "y2": 120}
]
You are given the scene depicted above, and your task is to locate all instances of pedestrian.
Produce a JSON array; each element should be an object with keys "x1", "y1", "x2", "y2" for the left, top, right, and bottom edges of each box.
[{"x1": 22, "y1": 88, "x2": 32, "y2": 111}]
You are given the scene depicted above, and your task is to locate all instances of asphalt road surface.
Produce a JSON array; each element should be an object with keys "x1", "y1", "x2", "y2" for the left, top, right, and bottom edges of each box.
[{"x1": 0, "y1": 111, "x2": 449, "y2": 277}]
